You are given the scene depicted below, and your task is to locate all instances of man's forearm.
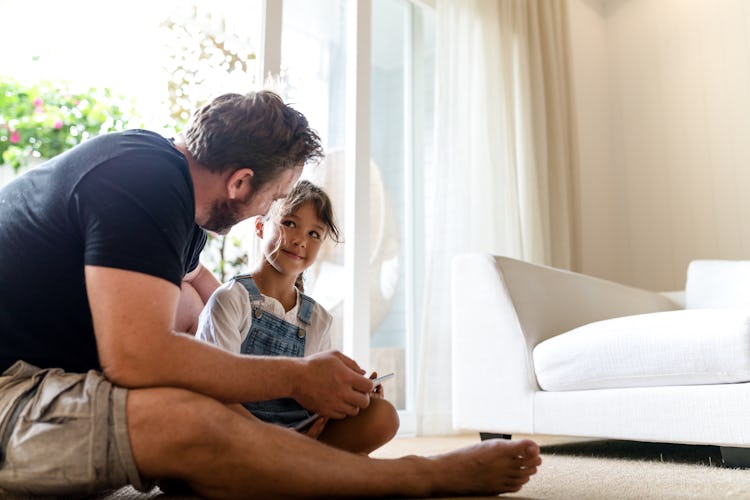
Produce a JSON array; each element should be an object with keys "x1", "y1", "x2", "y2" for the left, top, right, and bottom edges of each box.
[
  {"x1": 108, "y1": 328, "x2": 305, "y2": 404},
  {"x1": 183, "y1": 263, "x2": 221, "y2": 303}
]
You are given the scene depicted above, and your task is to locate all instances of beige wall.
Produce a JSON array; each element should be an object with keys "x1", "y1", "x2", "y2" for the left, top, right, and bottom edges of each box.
[{"x1": 568, "y1": 0, "x2": 750, "y2": 291}]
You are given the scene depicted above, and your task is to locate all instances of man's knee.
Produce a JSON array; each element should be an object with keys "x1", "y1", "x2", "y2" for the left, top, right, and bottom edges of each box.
[
  {"x1": 126, "y1": 387, "x2": 234, "y2": 478},
  {"x1": 127, "y1": 387, "x2": 231, "y2": 444}
]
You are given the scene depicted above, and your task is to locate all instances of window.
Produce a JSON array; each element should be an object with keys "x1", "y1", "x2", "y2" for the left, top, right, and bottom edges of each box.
[
  {"x1": 0, "y1": 0, "x2": 435, "y2": 433},
  {"x1": 369, "y1": 0, "x2": 435, "y2": 431},
  {"x1": 275, "y1": 0, "x2": 435, "y2": 431},
  {"x1": 0, "y1": 0, "x2": 263, "y2": 134}
]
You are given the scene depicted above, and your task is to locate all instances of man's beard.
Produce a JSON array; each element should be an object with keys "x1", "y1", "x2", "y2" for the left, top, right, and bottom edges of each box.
[{"x1": 202, "y1": 197, "x2": 246, "y2": 235}]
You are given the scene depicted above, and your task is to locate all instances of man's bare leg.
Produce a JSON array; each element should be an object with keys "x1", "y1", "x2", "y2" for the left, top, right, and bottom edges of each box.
[{"x1": 127, "y1": 387, "x2": 541, "y2": 498}]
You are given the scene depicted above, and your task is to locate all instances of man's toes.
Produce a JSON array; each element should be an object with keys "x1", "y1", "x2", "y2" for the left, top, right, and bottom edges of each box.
[
  {"x1": 509, "y1": 465, "x2": 537, "y2": 480},
  {"x1": 504, "y1": 474, "x2": 531, "y2": 491},
  {"x1": 516, "y1": 452, "x2": 542, "y2": 468}
]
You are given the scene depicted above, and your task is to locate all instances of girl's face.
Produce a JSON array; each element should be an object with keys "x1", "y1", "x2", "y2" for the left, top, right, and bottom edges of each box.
[{"x1": 258, "y1": 200, "x2": 327, "y2": 278}]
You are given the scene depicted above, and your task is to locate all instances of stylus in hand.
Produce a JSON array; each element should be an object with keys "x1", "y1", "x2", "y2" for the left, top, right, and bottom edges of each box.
[{"x1": 294, "y1": 372, "x2": 395, "y2": 431}]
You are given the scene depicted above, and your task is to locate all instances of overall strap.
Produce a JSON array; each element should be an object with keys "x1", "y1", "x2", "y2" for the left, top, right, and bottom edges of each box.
[
  {"x1": 233, "y1": 274, "x2": 264, "y2": 302},
  {"x1": 297, "y1": 292, "x2": 316, "y2": 325}
]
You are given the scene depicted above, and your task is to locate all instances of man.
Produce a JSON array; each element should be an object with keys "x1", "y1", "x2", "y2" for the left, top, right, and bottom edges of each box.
[{"x1": 0, "y1": 90, "x2": 540, "y2": 497}]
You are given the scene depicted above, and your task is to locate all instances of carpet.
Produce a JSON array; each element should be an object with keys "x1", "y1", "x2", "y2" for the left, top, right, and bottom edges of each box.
[
  {"x1": 3, "y1": 434, "x2": 749, "y2": 499},
  {"x1": 372, "y1": 434, "x2": 750, "y2": 500}
]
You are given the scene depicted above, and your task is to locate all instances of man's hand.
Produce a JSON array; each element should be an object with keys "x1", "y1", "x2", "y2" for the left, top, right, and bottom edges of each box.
[{"x1": 292, "y1": 351, "x2": 375, "y2": 419}]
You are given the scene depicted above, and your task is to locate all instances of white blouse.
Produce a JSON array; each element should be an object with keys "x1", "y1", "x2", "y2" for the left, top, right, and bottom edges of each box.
[{"x1": 196, "y1": 279, "x2": 333, "y2": 356}]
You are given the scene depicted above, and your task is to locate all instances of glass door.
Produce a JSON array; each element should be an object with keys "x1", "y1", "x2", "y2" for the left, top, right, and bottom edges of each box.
[{"x1": 276, "y1": 0, "x2": 435, "y2": 434}]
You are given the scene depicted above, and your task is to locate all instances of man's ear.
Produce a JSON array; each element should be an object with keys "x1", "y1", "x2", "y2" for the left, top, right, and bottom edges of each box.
[
  {"x1": 255, "y1": 216, "x2": 264, "y2": 238},
  {"x1": 227, "y1": 168, "x2": 254, "y2": 200}
]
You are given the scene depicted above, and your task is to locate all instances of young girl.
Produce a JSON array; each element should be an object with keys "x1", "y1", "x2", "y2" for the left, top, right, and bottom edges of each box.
[{"x1": 196, "y1": 180, "x2": 399, "y2": 454}]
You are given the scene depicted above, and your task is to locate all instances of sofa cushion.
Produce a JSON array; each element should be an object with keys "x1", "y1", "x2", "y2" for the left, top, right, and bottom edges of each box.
[
  {"x1": 686, "y1": 260, "x2": 750, "y2": 309},
  {"x1": 533, "y1": 309, "x2": 750, "y2": 391}
]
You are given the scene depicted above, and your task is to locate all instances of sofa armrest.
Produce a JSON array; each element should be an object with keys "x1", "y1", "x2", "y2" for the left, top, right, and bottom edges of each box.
[
  {"x1": 493, "y1": 255, "x2": 681, "y2": 348},
  {"x1": 661, "y1": 290, "x2": 685, "y2": 308},
  {"x1": 451, "y1": 253, "x2": 680, "y2": 434}
]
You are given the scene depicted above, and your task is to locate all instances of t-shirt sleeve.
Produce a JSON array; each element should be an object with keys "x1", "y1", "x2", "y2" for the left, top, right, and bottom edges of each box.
[
  {"x1": 196, "y1": 283, "x2": 249, "y2": 353},
  {"x1": 73, "y1": 153, "x2": 196, "y2": 286},
  {"x1": 185, "y1": 226, "x2": 207, "y2": 274}
]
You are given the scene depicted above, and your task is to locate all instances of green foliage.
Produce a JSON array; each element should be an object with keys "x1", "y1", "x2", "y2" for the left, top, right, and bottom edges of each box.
[
  {"x1": 0, "y1": 79, "x2": 138, "y2": 169},
  {"x1": 203, "y1": 232, "x2": 251, "y2": 282}
]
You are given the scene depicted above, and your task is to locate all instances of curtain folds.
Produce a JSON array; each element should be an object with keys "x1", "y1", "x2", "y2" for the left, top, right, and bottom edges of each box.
[{"x1": 416, "y1": 0, "x2": 578, "y2": 435}]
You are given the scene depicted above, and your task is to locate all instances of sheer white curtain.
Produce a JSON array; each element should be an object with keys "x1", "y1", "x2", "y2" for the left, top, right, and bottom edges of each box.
[{"x1": 416, "y1": 0, "x2": 577, "y2": 434}]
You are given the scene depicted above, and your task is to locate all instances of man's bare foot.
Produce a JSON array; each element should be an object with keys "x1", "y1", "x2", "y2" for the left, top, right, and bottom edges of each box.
[{"x1": 425, "y1": 438, "x2": 541, "y2": 496}]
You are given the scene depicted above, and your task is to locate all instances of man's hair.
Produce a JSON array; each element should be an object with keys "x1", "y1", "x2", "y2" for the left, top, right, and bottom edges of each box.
[{"x1": 184, "y1": 90, "x2": 324, "y2": 189}]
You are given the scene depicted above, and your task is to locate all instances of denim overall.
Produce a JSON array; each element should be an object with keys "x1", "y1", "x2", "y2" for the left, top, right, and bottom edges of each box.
[{"x1": 235, "y1": 275, "x2": 315, "y2": 428}]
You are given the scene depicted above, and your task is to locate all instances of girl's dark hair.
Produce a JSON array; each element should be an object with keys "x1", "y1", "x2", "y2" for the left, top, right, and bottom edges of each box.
[
  {"x1": 184, "y1": 90, "x2": 324, "y2": 190},
  {"x1": 274, "y1": 180, "x2": 341, "y2": 242},
  {"x1": 266, "y1": 180, "x2": 341, "y2": 292}
]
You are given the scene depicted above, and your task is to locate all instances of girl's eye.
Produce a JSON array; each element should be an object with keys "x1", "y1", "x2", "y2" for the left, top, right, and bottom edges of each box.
[
  {"x1": 281, "y1": 220, "x2": 296, "y2": 228},
  {"x1": 309, "y1": 231, "x2": 321, "y2": 239}
]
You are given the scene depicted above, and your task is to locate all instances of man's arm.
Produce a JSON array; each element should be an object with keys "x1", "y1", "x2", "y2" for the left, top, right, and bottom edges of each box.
[
  {"x1": 86, "y1": 265, "x2": 374, "y2": 418},
  {"x1": 175, "y1": 262, "x2": 221, "y2": 334},
  {"x1": 183, "y1": 262, "x2": 221, "y2": 303}
]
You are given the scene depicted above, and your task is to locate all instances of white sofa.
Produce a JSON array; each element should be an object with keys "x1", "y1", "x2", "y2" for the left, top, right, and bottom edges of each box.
[{"x1": 451, "y1": 254, "x2": 750, "y2": 467}]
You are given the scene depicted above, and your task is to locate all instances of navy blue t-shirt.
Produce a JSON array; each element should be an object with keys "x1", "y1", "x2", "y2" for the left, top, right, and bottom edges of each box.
[{"x1": 0, "y1": 130, "x2": 206, "y2": 373}]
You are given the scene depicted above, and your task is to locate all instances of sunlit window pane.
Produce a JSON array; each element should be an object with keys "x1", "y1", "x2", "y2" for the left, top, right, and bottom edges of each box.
[
  {"x1": 277, "y1": 0, "x2": 349, "y2": 347},
  {"x1": 0, "y1": 0, "x2": 262, "y2": 136},
  {"x1": 277, "y1": 0, "x2": 435, "y2": 416},
  {"x1": 370, "y1": 0, "x2": 435, "y2": 415},
  {"x1": 0, "y1": 0, "x2": 265, "y2": 277}
]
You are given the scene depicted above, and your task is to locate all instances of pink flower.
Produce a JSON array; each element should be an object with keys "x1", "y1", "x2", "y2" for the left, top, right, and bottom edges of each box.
[
  {"x1": 10, "y1": 130, "x2": 20, "y2": 144},
  {"x1": 33, "y1": 98, "x2": 43, "y2": 108},
  {"x1": 54, "y1": 120, "x2": 63, "y2": 129}
]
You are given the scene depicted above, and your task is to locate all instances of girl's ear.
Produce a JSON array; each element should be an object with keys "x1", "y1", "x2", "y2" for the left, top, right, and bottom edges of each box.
[{"x1": 254, "y1": 216, "x2": 264, "y2": 238}]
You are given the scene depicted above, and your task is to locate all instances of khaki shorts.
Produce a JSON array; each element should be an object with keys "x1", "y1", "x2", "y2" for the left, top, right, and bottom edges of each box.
[{"x1": 0, "y1": 360, "x2": 150, "y2": 496}]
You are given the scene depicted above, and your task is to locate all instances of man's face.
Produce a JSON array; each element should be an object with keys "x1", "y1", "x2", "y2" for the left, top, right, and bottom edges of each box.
[{"x1": 202, "y1": 165, "x2": 303, "y2": 235}]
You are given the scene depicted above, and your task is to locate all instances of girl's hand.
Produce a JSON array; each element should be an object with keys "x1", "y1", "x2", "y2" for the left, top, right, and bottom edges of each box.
[
  {"x1": 302, "y1": 416, "x2": 328, "y2": 439},
  {"x1": 370, "y1": 371, "x2": 385, "y2": 399}
]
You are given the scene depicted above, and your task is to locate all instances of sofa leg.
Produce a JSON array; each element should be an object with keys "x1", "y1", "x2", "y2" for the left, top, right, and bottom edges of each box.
[
  {"x1": 479, "y1": 432, "x2": 512, "y2": 441},
  {"x1": 721, "y1": 447, "x2": 750, "y2": 468}
]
